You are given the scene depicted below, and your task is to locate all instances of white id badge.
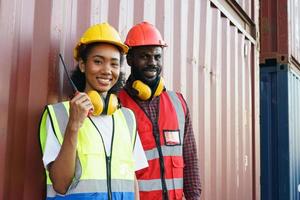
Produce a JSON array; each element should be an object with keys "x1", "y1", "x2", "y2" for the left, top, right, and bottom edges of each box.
[{"x1": 163, "y1": 130, "x2": 181, "y2": 146}]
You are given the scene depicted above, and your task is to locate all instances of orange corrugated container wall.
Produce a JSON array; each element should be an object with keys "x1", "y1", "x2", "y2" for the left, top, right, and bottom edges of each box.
[{"x1": 0, "y1": 0, "x2": 260, "y2": 199}]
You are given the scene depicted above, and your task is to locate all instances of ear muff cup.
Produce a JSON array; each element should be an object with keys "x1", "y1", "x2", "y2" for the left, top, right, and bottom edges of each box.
[
  {"x1": 87, "y1": 90, "x2": 104, "y2": 116},
  {"x1": 104, "y1": 93, "x2": 119, "y2": 115},
  {"x1": 132, "y1": 77, "x2": 165, "y2": 101},
  {"x1": 87, "y1": 91, "x2": 119, "y2": 116},
  {"x1": 153, "y1": 77, "x2": 164, "y2": 97},
  {"x1": 132, "y1": 80, "x2": 152, "y2": 100}
]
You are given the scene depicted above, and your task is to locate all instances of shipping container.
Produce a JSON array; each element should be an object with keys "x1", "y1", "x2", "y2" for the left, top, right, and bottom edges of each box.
[
  {"x1": 260, "y1": 61, "x2": 300, "y2": 200},
  {"x1": 260, "y1": 0, "x2": 300, "y2": 66},
  {"x1": 0, "y1": 0, "x2": 260, "y2": 199},
  {"x1": 260, "y1": 0, "x2": 300, "y2": 199}
]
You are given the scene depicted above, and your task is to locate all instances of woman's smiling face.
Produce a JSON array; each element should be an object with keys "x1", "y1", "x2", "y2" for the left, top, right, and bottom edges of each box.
[{"x1": 80, "y1": 43, "x2": 121, "y2": 93}]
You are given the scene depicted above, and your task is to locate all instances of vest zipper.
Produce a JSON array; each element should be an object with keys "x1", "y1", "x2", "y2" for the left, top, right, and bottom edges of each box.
[
  {"x1": 153, "y1": 98, "x2": 169, "y2": 200},
  {"x1": 106, "y1": 156, "x2": 112, "y2": 200},
  {"x1": 154, "y1": 133, "x2": 169, "y2": 200},
  {"x1": 88, "y1": 116, "x2": 115, "y2": 200}
]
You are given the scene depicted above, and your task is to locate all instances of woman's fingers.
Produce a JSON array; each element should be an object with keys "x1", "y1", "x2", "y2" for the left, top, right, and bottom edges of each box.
[
  {"x1": 72, "y1": 92, "x2": 89, "y2": 103},
  {"x1": 70, "y1": 92, "x2": 93, "y2": 116}
]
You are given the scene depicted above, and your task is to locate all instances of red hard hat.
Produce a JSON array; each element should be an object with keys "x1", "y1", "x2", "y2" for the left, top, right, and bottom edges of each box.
[{"x1": 125, "y1": 21, "x2": 167, "y2": 47}]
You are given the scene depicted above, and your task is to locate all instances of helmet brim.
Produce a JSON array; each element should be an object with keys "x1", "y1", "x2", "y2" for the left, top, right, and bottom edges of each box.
[{"x1": 74, "y1": 40, "x2": 129, "y2": 61}]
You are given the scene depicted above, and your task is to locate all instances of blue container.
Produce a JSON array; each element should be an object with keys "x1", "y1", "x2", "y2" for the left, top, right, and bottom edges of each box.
[{"x1": 260, "y1": 62, "x2": 300, "y2": 200}]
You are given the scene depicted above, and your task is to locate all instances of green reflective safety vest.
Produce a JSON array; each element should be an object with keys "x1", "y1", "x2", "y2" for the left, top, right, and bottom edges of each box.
[{"x1": 39, "y1": 101, "x2": 137, "y2": 200}]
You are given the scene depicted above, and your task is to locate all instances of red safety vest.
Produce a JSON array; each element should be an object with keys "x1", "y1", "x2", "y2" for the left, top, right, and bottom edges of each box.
[{"x1": 119, "y1": 89, "x2": 187, "y2": 200}]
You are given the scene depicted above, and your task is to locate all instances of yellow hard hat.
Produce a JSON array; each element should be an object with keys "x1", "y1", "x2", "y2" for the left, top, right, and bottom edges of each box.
[{"x1": 74, "y1": 23, "x2": 129, "y2": 60}]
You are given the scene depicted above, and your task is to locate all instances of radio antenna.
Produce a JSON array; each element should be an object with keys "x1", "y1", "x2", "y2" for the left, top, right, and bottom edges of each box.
[{"x1": 58, "y1": 54, "x2": 78, "y2": 93}]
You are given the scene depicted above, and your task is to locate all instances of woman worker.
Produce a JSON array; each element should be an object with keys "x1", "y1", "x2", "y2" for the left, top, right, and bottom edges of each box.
[{"x1": 39, "y1": 22, "x2": 148, "y2": 200}]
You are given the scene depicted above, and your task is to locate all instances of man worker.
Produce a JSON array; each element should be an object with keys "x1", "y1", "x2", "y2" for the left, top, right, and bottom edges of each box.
[{"x1": 118, "y1": 21, "x2": 201, "y2": 200}]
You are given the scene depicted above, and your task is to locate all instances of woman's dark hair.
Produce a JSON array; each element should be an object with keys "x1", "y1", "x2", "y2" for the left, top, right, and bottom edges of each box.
[
  {"x1": 70, "y1": 66, "x2": 86, "y2": 92},
  {"x1": 71, "y1": 42, "x2": 125, "y2": 93}
]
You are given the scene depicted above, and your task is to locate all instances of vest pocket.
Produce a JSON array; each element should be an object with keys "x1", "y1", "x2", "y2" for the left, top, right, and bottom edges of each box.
[
  {"x1": 171, "y1": 156, "x2": 184, "y2": 199},
  {"x1": 114, "y1": 156, "x2": 135, "y2": 179},
  {"x1": 78, "y1": 146, "x2": 105, "y2": 179},
  {"x1": 172, "y1": 156, "x2": 184, "y2": 168}
]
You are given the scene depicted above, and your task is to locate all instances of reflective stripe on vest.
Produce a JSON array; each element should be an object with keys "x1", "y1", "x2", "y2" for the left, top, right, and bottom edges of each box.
[
  {"x1": 49, "y1": 103, "x2": 83, "y2": 188},
  {"x1": 167, "y1": 91, "x2": 185, "y2": 143},
  {"x1": 40, "y1": 101, "x2": 136, "y2": 199},
  {"x1": 145, "y1": 145, "x2": 182, "y2": 161},
  {"x1": 47, "y1": 179, "x2": 134, "y2": 197},
  {"x1": 138, "y1": 178, "x2": 183, "y2": 191},
  {"x1": 119, "y1": 90, "x2": 186, "y2": 199}
]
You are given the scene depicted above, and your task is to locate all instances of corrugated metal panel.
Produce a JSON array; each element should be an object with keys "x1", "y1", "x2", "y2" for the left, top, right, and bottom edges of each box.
[
  {"x1": 260, "y1": 63, "x2": 300, "y2": 200},
  {"x1": 233, "y1": 0, "x2": 252, "y2": 18},
  {"x1": 260, "y1": 0, "x2": 300, "y2": 66},
  {"x1": 0, "y1": 0, "x2": 259, "y2": 199},
  {"x1": 0, "y1": 0, "x2": 15, "y2": 197},
  {"x1": 289, "y1": 0, "x2": 300, "y2": 64},
  {"x1": 196, "y1": 1, "x2": 258, "y2": 199},
  {"x1": 0, "y1": 0, "x2": 53, "y2": 198},
  {"x1": 288, "y1": 63, "x2": 300, "y2": 200}
]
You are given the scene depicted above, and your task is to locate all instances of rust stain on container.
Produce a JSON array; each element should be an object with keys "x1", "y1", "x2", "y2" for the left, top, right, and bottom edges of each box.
[{"x1": 260, "y1": 0, "x2": 300, "y2": 66}]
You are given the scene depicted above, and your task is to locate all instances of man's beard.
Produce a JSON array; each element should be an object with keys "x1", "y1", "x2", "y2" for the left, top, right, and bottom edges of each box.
[{"x1": 132, "y1": 66, "x2": 161, "y2": 87}]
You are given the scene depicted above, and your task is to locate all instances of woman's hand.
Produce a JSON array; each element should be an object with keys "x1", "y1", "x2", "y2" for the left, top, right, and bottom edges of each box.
[{"x1": 68, "y1": 92, "x2": 94, "y2": 130}]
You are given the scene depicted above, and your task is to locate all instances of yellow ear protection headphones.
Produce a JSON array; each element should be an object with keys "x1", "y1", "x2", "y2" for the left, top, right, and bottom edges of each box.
[
  {"x1": 87, "y1": 91, "x2": 120, "y2": 116},
  {"x1": 132, "y1": 77, "x2": 165, "y2": 100}
]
